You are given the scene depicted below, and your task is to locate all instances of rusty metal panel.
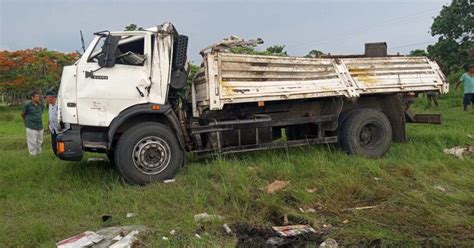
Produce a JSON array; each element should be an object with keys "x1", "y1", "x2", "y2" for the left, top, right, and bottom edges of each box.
[
  {"x1": 215, "y1": 53, "x2": 352, "y2": 109},
  {"x1": 193, "y1": 52, "x2": 447, "y2": 113},
  {"x1": 342, "y1": 57, "x2": 445, "y2": 95}
]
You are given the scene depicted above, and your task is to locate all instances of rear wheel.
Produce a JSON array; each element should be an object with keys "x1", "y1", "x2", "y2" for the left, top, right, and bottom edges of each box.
[
  {"x1": 338, "y1": 109, "x2": 392, "y2": 158},
  {"x1": 115, "y1": 122, "x2": 184, "y2": 185}
]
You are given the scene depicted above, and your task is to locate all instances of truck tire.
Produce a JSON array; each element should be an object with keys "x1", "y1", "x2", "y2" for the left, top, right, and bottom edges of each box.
[
  {"x1": 338, "y1": 108, "x2": 392, "y2": 158},
  {"x1": 114, "y1": 122, "x2": 184, "y2": 185}
]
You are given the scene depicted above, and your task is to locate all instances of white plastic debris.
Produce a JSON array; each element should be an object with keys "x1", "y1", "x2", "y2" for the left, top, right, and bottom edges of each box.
[
  {"x1": 126, "y1": 213, "x2": 136, "y2": 218},
  {"x1": 223, "y1": 224, "x2": 232, "y2": 234},
  {"x1": 112, "y1": 234, "x2": 123, "y2": 241},
  {"x1": 195, "y1": 233, "x2": 202, "y2": 239},
  {"x1": 162, "y1": 236, "x2": 169, "y2": 240},
  {"x1": 56, "y1": 231, "x2": 104, "y2": 248},
  {"x1": 272, "y1": 225, "x2": 316, "y2": 237},
  {"x1": 163, "y1": 179, "x2": 176, "y2": 183},
  {"x1": 433, "y1": 185, "x2": 446, "y2": 192},
  {"x1": 194, "y1": 213, "x2": 224, "y2": 223},
  {"x1": 170, "y1": 230, "x2": 176, "y2": 235},
  {"x1": 444, "y1": 146, "x2": 474, "y2": 159},
  {"x1": 306, "y1": 188, "x2": 318, "y2": 193},
  {"x1": 306, "y1": 208, "x2": 316, "y2": 213},
  {"x1": 319, "y1": 238, "x2": 338, "y2": 248},
  {"x1": 109, "y1": 230, "x2": 139, "y2": 248}
]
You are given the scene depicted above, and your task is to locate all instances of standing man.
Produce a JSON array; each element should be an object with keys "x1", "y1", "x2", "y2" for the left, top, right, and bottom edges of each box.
[
  {"x1": 456, "y1": 64, "x2": 474, "y2": 111},
  {"x1": 426, "y1": 91, "x2": 439, "y2": 107},
  {"x1": 21, "y1": 91, "x2": 44, "y2": 155},
  {"x1": 45, "y1": 90, "x2": 59, "y2": 155}
]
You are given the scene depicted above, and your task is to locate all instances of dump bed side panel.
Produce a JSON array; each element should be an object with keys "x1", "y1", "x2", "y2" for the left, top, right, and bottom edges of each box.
[
  {"x1": 343, "y1": 57, "x2": 447, "y2": 95},
  {"x1": 193, "y1": 53, "x2": 447, "y2": 112}
]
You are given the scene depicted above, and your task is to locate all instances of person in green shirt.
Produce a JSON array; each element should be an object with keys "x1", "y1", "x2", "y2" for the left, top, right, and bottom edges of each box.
[
  {"x1": 21, "y1": 91, "x2": 44, "y2": 155},
  {"x1": 455, "y1": 64, "x2": 474, "y2": 111}
]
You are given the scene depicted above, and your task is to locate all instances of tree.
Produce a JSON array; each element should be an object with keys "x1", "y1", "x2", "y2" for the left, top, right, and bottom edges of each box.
[
  {"x1": 305, "y1": 49, "x2": 325, "y2": 58},
  {"x1": 0, "y1": 48, "x2": 78, "y2": 105},
  {"x1": 427, "y1": 0, "x2": 473, "y2": 73},
  {"x1": 409, "y1": 49, "x2": 429, "y2": 56},
  {"x1": 265, "y1": 45, "x2": 287, "y2": 56},
  {"x1": 124, "y1": 24, "x2": 144, "y2": 31}
]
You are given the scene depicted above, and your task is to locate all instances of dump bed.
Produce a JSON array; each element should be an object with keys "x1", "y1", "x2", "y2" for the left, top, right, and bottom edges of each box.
[{"x1": 192, "y1": 52, "x2": 448, "y2": 114}]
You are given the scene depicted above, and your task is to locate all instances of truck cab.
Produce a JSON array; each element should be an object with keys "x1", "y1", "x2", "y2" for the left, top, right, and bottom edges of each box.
[{"x1": 56, "y1": 23, "x2": 189, "y2": 185}]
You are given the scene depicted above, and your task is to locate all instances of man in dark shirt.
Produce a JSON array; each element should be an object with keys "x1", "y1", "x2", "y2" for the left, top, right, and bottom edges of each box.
[{"x1": 21, "y1": 91, "x2": 44, "y2": 155}]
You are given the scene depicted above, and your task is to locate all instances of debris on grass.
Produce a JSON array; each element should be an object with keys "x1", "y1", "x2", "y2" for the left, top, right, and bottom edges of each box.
[
  {"x1": 322, "y1": 224, "x2": 333, "y2": 229},
  {"x1": 266, "y1": 236, "x2": 285, "y2": 246},
  {"x1": 468, "y1": 134, "x2": 473, "y2": 140},
  {"x1": 306, "y1": 187, "x2": 318, "y2": 193},
  {"x1": 342, "y1": 219, "x2": 349, "y2": 224},
  {"x1": 57, "y1": 225, "x2": 149, "y2": 248},
  {"x1": 373, "y1": 177, "x2": 381, "y2": 181},
  {"x1": 319, "y1": 238, "x2": 338, "y2": 248},
  {"x1": 223, "y1": 224, "x2": 232, "y2": 234},
  {"x1": 109, "y1": 230, "x2": 139, "y2": 248},
  {"x1": 272, "y1": 225, "x2": 316, "y2": 237},
  {"x1": 298, "y1": 207, "x2": 305, "y2": 213},
  {"x1": 342, "y1": 205, "x2": 378, "y2": 212},
  {"x1": 233, "y1": 223, "x2": 323, "y2": 247},
  {"x1": 194, "y1": 212, "x2": 224, "y2": 223},
  {"x1": 163, "y1": 179, "x2": 175, "y2": 183},
  {"x1": 306, "y1": 208, "x2": 316, "y2": 213},
  {"x1": 56, "y1": 231, "x2": 104, "y2": 248},
  {"x1": 126, "y1": 213, "x2": 135, "y2": 218},
  {"x1": 195, "y1": 233, "x2": 202, "y2": 239},
  {"x1": 443, "y1": 146, "x2": 474, "y2": 159},
  {"x1": 264, "y1": 180, "x2": 289, "y2": 194},
  {"x1": 162, "y1": 236, "x2": 169, "y2": 241},
  {"x1": 433, "y1": 185, "x2": 446, "y2": 192},
  {"x1": 170, "y1": 230, "x2": 176, "y2": 235}
]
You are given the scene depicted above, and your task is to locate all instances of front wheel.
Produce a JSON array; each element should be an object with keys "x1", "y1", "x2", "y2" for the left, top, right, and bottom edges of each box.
[
  {"x1": 338, "y1": 109, "x2": 392, "y2": 158},
  {"x1": 115, "y1": 122, "x2": 184, "y2": 185}
]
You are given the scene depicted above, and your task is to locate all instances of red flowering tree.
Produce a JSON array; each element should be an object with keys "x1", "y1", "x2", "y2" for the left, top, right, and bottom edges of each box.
[{"x1": 0, "y1": 48, "x2": 78, "y2": 105}]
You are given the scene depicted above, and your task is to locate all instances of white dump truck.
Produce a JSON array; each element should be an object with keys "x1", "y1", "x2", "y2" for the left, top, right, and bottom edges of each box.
[{"x1": 56, "y1": 23, "x2": 448, "y2": 185}]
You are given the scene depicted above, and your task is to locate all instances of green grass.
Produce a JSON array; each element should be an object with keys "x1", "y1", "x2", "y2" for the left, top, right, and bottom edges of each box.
[{"x1": 1, "y1": 90, "x2": 473, "y2": 247}]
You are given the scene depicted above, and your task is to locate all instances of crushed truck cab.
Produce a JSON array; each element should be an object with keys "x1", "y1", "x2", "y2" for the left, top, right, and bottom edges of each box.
[{"x1": 56, "y1": 23, "x2": 448, "y2": 185}]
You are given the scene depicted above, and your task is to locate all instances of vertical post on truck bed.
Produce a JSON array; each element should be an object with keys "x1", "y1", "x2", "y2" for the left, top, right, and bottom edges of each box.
[{"x1": 378, "y1": 94, "x2": 406, "y2": 143}]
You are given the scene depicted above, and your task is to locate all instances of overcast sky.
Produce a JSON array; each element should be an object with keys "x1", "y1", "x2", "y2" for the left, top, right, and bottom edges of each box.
[{"x1": 1, "y1": 0, "x2": 449, "y2": 62}]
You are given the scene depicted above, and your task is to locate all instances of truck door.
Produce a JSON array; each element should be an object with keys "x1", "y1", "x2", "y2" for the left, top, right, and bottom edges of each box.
[{"x1": 76, "y1": 34, "x2": 151, "y2": 127}]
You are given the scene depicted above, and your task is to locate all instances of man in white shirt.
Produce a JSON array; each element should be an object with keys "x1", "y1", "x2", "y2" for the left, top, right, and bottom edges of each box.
[{"x1": 45, "y1": 90, "x2": 59, "y2": 155}]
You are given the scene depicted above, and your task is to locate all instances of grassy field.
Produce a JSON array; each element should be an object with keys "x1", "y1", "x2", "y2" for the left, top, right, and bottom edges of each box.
[{"x1": 1, "y1": 89, "x2": 473, "y2": 247}]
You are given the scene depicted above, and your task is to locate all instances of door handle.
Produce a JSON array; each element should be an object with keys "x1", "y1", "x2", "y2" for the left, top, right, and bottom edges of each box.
[{"x1": 67, "y1": 102, "x2": 76, "y2": 107}]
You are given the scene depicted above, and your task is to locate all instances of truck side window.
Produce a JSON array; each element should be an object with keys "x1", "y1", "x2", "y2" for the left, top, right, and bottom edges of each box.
[{"x1": 115, "y1": 37, "x2": 146, "y2": 66}]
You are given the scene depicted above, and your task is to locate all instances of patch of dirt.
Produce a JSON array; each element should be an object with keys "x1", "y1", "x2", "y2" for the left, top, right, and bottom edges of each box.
[{"x1": 233, "y1": 223, "x2": 324, "y2": 247}]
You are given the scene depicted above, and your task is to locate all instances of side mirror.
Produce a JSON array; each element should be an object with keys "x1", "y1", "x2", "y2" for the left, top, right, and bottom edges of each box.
[{"x1": 98, "y1": 35, "x2": 120, "y2": 67}]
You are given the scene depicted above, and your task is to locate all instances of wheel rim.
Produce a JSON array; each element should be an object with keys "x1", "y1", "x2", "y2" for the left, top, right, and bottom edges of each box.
[
  {"x1": 132, "y1": 136, "x2": 171, "y2": 175},
  {"x1": 359, "y1": 122, "x2": 383, "y2": 148}
]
